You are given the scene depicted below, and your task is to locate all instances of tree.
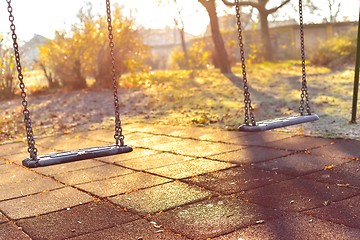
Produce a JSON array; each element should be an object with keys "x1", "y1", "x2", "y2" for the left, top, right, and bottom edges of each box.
[
  {"x1": 0, "y1": 34, "x2": 17, "y2": 99},
  {"x1": 156, "y1": 0, "x2": 190, "y2": 69},
  {"x1": 222, "y1": 0, "x2": 291, "y2": 61},
  {"x1": 198, "y1": 0, "x2": 232, "y2": 74}
]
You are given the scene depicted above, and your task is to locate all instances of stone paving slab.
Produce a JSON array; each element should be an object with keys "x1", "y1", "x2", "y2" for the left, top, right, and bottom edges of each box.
[
  {"x1": 71, "y1": 129, "x2": 120, "y2": 143},
  {"x1": 126, "y1": 134, "x2": 183, "y2": 148},
  {"x1": 0, "y1": 212, "x2": 7, "y2": 224},
  {"x1": 309, "y1": 139, "x2": 360, "y2": 159},
  {"x1": 147, "y1": 158, "x2": 235, "y2": 179},
  {"x1": 124, "y1": 123, "x2": 190, "y2": 136},
  {"x1": 75, "y1": 172, "x2": 172, "y2": 197},
  {"x1": 239, "y1": 178, "x2": 360, "y2": 212},
  {"x1": 53, "y1": 164, "x2": 134, "y2": 185},
  {"x1": 0, "y1": 174, "x2": 64, "y2": 201},
  {"x1": 263, "y1": 136, "x2": 334, "y2": 151},
  {"x1": 2, "y1": 149, "x2": 58, "y2": 166},
  {"x1": 152, "y1": 195, "x2": 283, "y2": 239},
  {"x1": 306, "y1": 195, "x2": 360, "y2": 229},
  {"x1": 16, "y1": 201, "x2": 139, "y2": 240},
  {"x1": 0, "y1": 187, "x2": 93, "y2": 220},
  {"x1": 214, "y1": 213, "x2": 360, "y2": 240},
  {"x1": 0, "y1": 142, "x2": 27, "y2": 157},
  {"x1": 33, "y1": 159, "x2": 105, "y2": 176},
  {"x1": 0, "y1": 222, "x2": 31, "y2": 240},
  {"x1": 151, "y1": 139, "x2": 241, "y2": 157},
  {"x1": 36, "y1": 135, "x2": 109, "y2": 151},
  {"x1": 109, "y1": 181, "x2": 213, "y2": 215},
  {"x1": 98, "y1": 148, "x2": 159, "y2": 164},
  {"x1": 0, "y1": 164, "x2": 41, "y2": 185},
  {"x1": 225, "y1": 131, "x2": 292, "y2": 146},
  {"x1": 304, "y1": 160, "x2": 360, "y2": 187},
  {"x1": 183, "y1": 165, "x2": 292, "y2": 194},
  {"x1": 119, "y1": 153, "x2": 193, "y2": 170},
  {"x1": 0, "y1": 125, "x2": 359, "y2": 239},
  {"x1": 254, "y1": 153, "x2": 349, "y2": 176},
  {"x1": 70, "y1": 219, "x2": 189, "y2": 240},
  {"x1": 192, "y1": 130, "x2": 252, "y2": 143},
  {"x1": 208, "y1": 146, "x2": 293, "y2": 164}
]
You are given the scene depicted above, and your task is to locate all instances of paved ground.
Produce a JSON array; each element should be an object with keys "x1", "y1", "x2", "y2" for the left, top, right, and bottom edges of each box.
[{"x1": 0, "y1": 123, "x2": 359, "y2": 240}]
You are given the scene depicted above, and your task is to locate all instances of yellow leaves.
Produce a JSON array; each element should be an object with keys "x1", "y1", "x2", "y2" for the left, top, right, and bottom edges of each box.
[{"x1": 324, "y1": 165, "x2": 335, "y2": 170}]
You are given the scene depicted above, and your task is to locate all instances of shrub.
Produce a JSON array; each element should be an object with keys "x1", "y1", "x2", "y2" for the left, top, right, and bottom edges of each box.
[
  {"x1": 170, "y1": 40, "x2": 211, "y2": 70},
  {"x1": 310, "y1": 28, "x2": 357, "y2": 68},
  {"x1": 0, "y1": 48, "x2": 16, "y2": 100},
  {"x1": 39, "y1": 3, "x2": 149, "y2": 89}
]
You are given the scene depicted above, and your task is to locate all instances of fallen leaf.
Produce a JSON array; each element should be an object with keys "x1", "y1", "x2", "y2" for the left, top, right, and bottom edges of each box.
[{"x1": 324, "y1": 165, "x2": 335, "y2": 170}]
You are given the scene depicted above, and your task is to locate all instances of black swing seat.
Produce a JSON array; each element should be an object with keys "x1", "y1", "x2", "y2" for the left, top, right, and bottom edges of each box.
[
  {"x1": 238, "y1": 113, "x2": 319, "y2": 132},
  {"x1": 22, "y1": 144, "x2": 133, "y2": 168}
]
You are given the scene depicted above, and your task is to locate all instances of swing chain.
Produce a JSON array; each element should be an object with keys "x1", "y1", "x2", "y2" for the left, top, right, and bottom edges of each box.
[
  {"x1": 6, "y1": 0, "x2": 38, "y2": 160},
  {"x1": 235, "y1": 0, "x2": 256, "y2": 126},
  {"x1": 298, "y1": 0, "x2": 311, "y2": 115},
  {"x1": 106, "y1": 0, "x2": 124, "y2": 146}
]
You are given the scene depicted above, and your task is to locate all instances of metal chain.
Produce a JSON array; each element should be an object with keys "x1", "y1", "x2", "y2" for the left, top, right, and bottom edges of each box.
[
  {"x1": 235, "y1": 0, "x2": 256, "y2": 126},
  {"x1": 106, "y1": 0, "x2": 124, "y2": 146},
  {"x1": 6, "y1": 0, "x2": 38, "y2": 160},
  {"x1": 298, "y1": 0, "x2": 311, "y2": 115}
]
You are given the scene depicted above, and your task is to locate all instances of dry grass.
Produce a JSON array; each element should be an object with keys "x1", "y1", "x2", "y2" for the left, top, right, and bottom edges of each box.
[{"x1": 1, "y1": 61, "x2": 359, "y2": 144}]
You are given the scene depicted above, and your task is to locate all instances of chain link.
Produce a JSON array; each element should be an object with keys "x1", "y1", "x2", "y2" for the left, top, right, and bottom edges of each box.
[
  {"x1": 6, "y1": 0, "x2": 38, "y2": 160},
  {"x1": 298, "y1": 0, "x2": 311, "y2": 115},
  {"x1": 106, "y1": 0, "x2": 124, "y2": 146},
  {"x1": 235, "y1": 0, "x2": 256, "y2": 126}
]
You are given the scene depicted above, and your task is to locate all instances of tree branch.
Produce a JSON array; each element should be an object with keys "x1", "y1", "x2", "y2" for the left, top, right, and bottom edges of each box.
[
  {"x1": 222, "y1": 0, "x2": 260, "y2": 9},
  {"x1": 267, "y1": 0, "x2": 291, "y2": 14}
]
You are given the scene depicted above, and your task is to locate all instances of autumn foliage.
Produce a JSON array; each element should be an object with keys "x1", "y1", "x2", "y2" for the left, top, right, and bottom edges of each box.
[{"x1": 39, "y1": 4, "x2": 149, "y2": 89}]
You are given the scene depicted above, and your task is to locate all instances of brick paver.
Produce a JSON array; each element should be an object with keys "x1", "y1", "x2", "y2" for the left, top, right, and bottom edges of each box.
[
  {"x1": 183, "y1": 165, "x2": 292, "y2": 194},
  {"x1": 0, "y1": 212, "x2": 7, "y2": 224},
  {"x1": 214, "y1": 213, "x2": 360, "y2": 240},
  {"x1": 75, "y1": 172, "x2": 171, "y2": 197},
  {"x1": 309, "y1": 138, "x2": 360, "y2": 159},
  {"x1": 0, "y1": 124, "x2": 359, "y2": 239},
  {"x1": 70, "y1": 219, "x2": 189, "y2": 240},
  {"x1": 109, "y1": 181, "x2": 213, "y2": 215},
  {"x1": 0, "y1": 175, "x2": 64, "y2": 201},
  {"x1": 16, "y1": 201, "x2": 139, "y2": 239},
  {"x1": 118, "y1": 153, "x2": 193, "y2": 170},
  {"x1": 147, "y1": 158, "x2": 235, "y2": 179},
  {"x1": 239, "y1": 178, "x2": 360, "y2": 212},
  {"x1": 0, "y1": 187, "x2": 93, "y2": 219},
  {"x1": 0, "y1": 222, "x2": 31, "y2": 240},
  {"x1": 152, "y1": 195, "x2": 283, "y2": 239},
  {"x1": 254, "y1": 152, "x2": 349, "y2": 176},
  {"x1": 151, "y1": 139, "x2": 241, "y2": 157},
  {"x1": 208, "y1": 146, "x2": 293, "y2": 164},
  {"x1": 52, "y1": 164, "x2": 134, "y2": 185},
  {"x1": 304, "y1": 160, "x2": 360, "y2": 187},
  {"x1": 306, "y1": 195, "x2": 360, "y2": 229}
]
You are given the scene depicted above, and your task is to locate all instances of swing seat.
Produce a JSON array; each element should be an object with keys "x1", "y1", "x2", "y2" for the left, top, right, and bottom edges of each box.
[
  {"x1": 22, "y1": 144, "x2": 133, "y2": 168},
  {"x1": 238, "y1": 113, "x2": 319, "y2": 132}
]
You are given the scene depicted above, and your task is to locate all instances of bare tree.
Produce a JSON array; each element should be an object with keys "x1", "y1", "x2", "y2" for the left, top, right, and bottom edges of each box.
[
  {"x1": 198, "y1": 0, "x2": 232, "y2": 74},
  {"x1": 173, "y1": 0, "x2": 190, "y2": 69},
  {"x1": 327, "y1": 0, "x2": 341, "y2": 22},
  {"x1": 222, "y1": 0, "x2": 291, "y2": 61}
]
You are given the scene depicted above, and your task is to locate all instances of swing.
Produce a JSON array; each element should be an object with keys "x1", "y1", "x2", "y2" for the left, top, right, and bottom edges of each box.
[
  {"x1": 234, "y1": 0, "x2": 319, "y2": 132},
  {"x1": 6, "y1": 0, "x2": 133, "y2": 168}
]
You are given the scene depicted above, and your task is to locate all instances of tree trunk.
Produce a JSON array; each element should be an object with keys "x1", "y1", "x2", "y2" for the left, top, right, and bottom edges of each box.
[
  {"x1": 198, "y1": 0, "x2": 231, "y2": 74},
  {"x1": 258, "y1": 9, "x2": 273, "y2": 61},
  {"x1": 179, "y1": 27, "x2": 190, "y2": 69}
]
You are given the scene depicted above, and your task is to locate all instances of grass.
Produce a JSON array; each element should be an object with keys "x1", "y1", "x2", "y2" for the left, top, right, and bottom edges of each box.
[{"x1": 1, "y1": 60, "x2": 359, "y2": 144}]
